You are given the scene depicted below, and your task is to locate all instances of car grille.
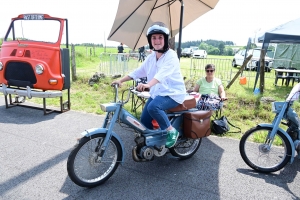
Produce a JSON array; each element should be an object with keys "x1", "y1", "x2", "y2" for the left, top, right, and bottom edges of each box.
[{"x1": 5, "y1": 62, "x2": 37, "y2": 88}]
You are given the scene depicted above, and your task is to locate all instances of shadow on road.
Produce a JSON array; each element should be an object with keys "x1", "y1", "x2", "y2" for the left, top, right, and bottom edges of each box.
[
  {"x1": 237, "y1": 158, "x2": 300, "y2": 199},
  {"x1": 0, "y1": 104, "x2": 59, "y2": 124},
  {"x1": 58, "y1": 137, "x2": 224, "y2": 199}
]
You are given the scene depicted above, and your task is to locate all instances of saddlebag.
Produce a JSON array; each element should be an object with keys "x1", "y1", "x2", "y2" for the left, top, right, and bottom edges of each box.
[{"x1": 183, "y1": 110, "x2": 213, "y2": 138}]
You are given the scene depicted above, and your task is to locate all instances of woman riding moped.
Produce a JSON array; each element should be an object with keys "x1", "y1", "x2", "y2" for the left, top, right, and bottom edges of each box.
[{"x1": 112, "y1": 21, "x2": 187, "y2": 148}]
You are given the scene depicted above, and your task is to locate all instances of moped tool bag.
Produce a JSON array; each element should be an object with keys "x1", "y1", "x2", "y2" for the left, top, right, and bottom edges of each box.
[{"x1": 183, "y1": 110, "x2": 212, "y2": 138}]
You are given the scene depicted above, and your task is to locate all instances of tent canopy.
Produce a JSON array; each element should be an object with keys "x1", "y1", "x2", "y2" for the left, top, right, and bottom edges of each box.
[
  {"x1": 258, "y1": 17, "x2": 300, "y2": 49},
  {"x1": 253, "y1": 17, "x2": 300, "y2": 90}
]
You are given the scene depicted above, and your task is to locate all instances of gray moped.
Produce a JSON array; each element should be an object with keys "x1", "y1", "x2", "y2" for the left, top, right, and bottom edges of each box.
[
  {"x1": 239, "y1": 83, "x2": 300, "y2": 173},
  {"x1": 67, "y1": 84, "x2": 210, "y2": 187}
]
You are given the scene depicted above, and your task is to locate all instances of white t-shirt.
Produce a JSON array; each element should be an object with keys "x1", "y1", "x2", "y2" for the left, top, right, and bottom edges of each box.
[{"x1": 129, "y1": 49, "x2": 186, "y2": 104}]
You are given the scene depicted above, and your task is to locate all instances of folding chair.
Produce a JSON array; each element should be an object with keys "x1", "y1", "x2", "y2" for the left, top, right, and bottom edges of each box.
[{"x1": 131, "y1": 77, "x2": 149, "y2": 116}]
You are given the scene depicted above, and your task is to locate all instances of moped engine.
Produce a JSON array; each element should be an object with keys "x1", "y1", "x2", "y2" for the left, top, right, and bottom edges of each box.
[
  {"x1": 287, "y1": 125, "x2": 298, "y2": 141},
  {"x1": 139, "y1": 146, "x2": 154, "y2": 161},
  {"x1": 132, "y1": 136, "x2": 167, "y2": 161},
  {"x1": 153, "y1": 146, "x2": 168, "y2": 157}
]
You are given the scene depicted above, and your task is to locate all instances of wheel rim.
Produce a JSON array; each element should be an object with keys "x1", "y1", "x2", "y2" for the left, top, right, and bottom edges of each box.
[
  {"x1": 243, "y1": 129, "x2": 288, "y2": 169},
  {"x1": 73, "y1": 137, "x2": 118, "y2": 183},
  {"x1": 173, "y1": 138, "x2": 201, "y2": 156}
]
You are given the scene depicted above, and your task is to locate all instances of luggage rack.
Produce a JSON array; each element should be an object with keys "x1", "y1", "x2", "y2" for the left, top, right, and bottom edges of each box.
[{"x1": 1, "y1": 85, "x2": 70, "y2": 115}]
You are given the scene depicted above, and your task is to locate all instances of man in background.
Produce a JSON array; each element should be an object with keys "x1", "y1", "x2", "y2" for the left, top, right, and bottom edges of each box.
[
  {"x1": 138, "y1": 46, "x2": 145, "y2": 62},
  {"x1": 117, "y1": 43, "x2": 124, "y2": 62}
]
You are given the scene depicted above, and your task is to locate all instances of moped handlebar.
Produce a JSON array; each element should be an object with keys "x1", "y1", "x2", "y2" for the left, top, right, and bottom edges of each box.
[{"x1": 111, "y1": 83, "x2": 131, "y2": 104}]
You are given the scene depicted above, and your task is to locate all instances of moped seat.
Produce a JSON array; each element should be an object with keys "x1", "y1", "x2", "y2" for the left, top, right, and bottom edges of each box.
[{"x1": 168, "y1": 96, "x2": 196, "y2": 112}]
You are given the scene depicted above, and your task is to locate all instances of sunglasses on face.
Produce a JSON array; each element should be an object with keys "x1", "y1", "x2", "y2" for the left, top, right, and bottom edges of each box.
[{"x1": 206, "y1": 70, "x2": 214, "y2": 73}]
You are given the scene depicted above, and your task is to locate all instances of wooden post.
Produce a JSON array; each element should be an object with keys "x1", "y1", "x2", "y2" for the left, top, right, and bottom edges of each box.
[
  {"x1": 168, "y1": 37, "x2": 175, "y2": 51},
  {"x1": 90, "y1": 48, "x2": 92, "y2": 60},
  {"x1": 259, "y1": 49, "x2": 266, "y2": 93},
  {"x1": 226, "y1": 54, "x2": 253, "y2": 89},
  {"x1": 93, "y1": 46, "x2": 96, "y2": 56},
  {"x1": 71, "y1": 44, "x2": 77, "y2": 81}
]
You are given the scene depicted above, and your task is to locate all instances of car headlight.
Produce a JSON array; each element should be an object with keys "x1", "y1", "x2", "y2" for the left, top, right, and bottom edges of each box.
[
  {"x1": 0, "y1": 62, "x2": 3, "y2": 71},
  {"x1": 35, "y1": 64, "x2": 44, "y2": 74}
]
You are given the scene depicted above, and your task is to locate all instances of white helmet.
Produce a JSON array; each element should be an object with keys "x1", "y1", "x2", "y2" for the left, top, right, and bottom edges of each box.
[{"x1": 146, "y1": 22, "x2": 170, "y2": 53}]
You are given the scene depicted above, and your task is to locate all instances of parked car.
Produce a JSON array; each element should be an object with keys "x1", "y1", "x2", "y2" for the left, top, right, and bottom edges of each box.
[
  {"x1": 232, "y1": 48, "x2": 273, "y2": 72},
  {"x1": 193, "y1": 49, "x2": 207, "y2": 59},
  {"x1": 190, "y1": 46, "x2": 199, "y2": 51},
  {"x1": 181, "y1": 48, "x2": 193, "y2": 58}
]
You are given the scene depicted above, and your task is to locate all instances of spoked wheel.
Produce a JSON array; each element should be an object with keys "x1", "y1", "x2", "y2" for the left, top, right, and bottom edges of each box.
[
  {"x1": 239, "y1": 126, "x2": 292, "y2": 173},
  {"x1": 169, "y1": 137, "x2": 202, "y2": 159},
  {"x1": 67, "y1": 133, "x2": 122, "y2": 187}
]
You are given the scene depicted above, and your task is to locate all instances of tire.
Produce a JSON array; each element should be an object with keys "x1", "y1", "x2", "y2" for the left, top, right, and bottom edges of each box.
[
  {"x1": 67, "y1": 133, "x2": 122, "y2": 187},
  {"x1": 239, "y1": 126, "x2": 292, "y2": 173},
  {"x1": 232, "y1": 60, "x2": 237, "y2": 67},
  {"x1": 169, "y1": 137, "x2": 202, "y2": 160}
]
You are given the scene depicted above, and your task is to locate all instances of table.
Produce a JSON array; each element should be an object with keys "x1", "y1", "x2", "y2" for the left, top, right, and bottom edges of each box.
[{"x1": 274, "y1": 68, "x2": 300, "y2": 86}]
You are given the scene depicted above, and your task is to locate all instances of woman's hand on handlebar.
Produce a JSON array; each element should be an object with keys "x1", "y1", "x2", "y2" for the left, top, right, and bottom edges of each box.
[
  {"x1": 136, "y1": 83, "x2": 150, "y2": 92},
  {"x1": 111, "y1": 80, "x2": 122, "y2": 87}
]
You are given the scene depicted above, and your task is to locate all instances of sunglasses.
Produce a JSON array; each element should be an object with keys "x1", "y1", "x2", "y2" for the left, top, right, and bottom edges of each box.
[{"x1": 206, "y1": 70, "x2": 214, "y2": 73}]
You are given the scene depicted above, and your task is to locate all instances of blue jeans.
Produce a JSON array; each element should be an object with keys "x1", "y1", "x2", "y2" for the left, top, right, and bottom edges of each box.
[{"x1": 140, "y1": 96, "x2": 179, "y2": 130}]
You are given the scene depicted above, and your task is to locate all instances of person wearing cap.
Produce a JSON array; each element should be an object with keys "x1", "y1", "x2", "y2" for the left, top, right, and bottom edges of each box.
[{"x1": 112, "y1": 21, "x2": 186, "y2": 148}]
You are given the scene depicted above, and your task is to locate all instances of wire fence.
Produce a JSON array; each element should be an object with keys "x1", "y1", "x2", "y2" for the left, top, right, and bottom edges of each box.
[{"x1": 98, "y1": 53, "x2": 281, "y2": 87}]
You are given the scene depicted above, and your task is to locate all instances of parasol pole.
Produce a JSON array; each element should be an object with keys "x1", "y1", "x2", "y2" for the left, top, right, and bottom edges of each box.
[{"x1": 177, "y1": 0, "x2": 184, "y2": 59}]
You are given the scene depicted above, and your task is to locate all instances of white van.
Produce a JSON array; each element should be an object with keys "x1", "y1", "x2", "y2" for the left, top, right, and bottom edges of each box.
[
  {"x1": 232, "y1": 48, "x2": 273, "y2": 72},
  {"x1": 193, "y1": 49, "x2": 207, "y2": 59}
]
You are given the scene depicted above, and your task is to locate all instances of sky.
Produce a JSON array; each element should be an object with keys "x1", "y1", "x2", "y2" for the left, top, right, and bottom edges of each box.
[{"x1": 0, "y1": 0, "x2": 299, "y2": 47}]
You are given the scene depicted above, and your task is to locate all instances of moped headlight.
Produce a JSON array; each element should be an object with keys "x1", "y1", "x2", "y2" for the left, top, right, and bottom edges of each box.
[
  {"x1": 271, "y1": 102, "x2": 276, "y2": 113},
  {"x1": 0, "y1": 62, "x2": 3, "y2": 71},
  {"x1": 35, "y1": 64, "x2": 44, "y2": 74},
  {"x1": 272, "y1": 102, "x2": 284, "y2": 113}
]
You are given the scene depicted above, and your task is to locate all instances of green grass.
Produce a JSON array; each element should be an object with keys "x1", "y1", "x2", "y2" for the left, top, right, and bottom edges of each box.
[{"x1": 6, "y1": 46, "x2": 300, "y2": 142}]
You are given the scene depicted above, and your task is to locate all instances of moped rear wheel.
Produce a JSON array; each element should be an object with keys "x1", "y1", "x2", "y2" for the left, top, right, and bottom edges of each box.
[
  {"x1": 169, "y1": 138, "x2": 202, "y2": 159},
  {"x1": 239, "y1": 126, "x2": 292, "y2": 173},
  {"x1": 67, "y1": 133, "x2": 122, "y2": 187}
]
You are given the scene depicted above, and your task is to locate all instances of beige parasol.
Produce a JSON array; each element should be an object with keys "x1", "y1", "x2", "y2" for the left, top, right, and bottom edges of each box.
[{"x1": 108, "y1": 0, "x2": 219, "y2": 52}]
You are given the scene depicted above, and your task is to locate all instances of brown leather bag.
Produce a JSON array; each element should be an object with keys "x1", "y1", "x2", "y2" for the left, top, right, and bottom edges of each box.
[
  {"x1": 168, "y1": 96, "x2": 196, "y2": 112},
  {"x1": 183, "y1": 110, "x2": 213, "y2": 138}
]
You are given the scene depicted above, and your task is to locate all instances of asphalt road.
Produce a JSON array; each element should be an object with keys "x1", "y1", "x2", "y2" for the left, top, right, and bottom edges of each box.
[{"x1": 0, "y1": 97, "x2": 299, "y2": 200}]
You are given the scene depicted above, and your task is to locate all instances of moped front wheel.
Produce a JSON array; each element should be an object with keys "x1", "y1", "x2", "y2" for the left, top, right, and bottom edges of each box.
[
  {"x1": 67, "y1": 133, "x2": 122, "y2": 187},
  {"x1": 169, "y1": 138, "x2": 202, "y2": 159},
  {"x1": 239, "y1": 126, "x2": 292, "y2": 173}
]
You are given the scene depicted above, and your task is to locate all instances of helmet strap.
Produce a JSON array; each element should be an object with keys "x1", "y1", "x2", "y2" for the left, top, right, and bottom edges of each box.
[{"x1": 153, "y1": 48, "x2": 169, "y2": 53}]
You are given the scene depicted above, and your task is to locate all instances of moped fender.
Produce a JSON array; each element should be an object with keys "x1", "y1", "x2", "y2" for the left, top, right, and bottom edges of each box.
[
  {"x1": 81, "y1": 128, "x2": 125, "y2": 164},
  {"x1": 258, "y1": 123, "x2": 295, "y2": 163}
]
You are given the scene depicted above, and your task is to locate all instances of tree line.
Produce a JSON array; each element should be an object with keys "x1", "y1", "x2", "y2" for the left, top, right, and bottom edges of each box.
[
  {"x1": 176, "y1": 39, "x2": 236, "y2": 56},
  {"x1": 0, "y1": 38, "x2": 239, "y2": 56}
]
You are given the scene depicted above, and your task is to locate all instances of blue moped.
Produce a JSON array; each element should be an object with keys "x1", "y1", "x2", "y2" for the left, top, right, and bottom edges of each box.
[
  {"x1": 239, "y1": 84, "x2": 300, "y2": 173},
  {"x1": 67, "y1": 84, "x2": 211, "y2": 187}
]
